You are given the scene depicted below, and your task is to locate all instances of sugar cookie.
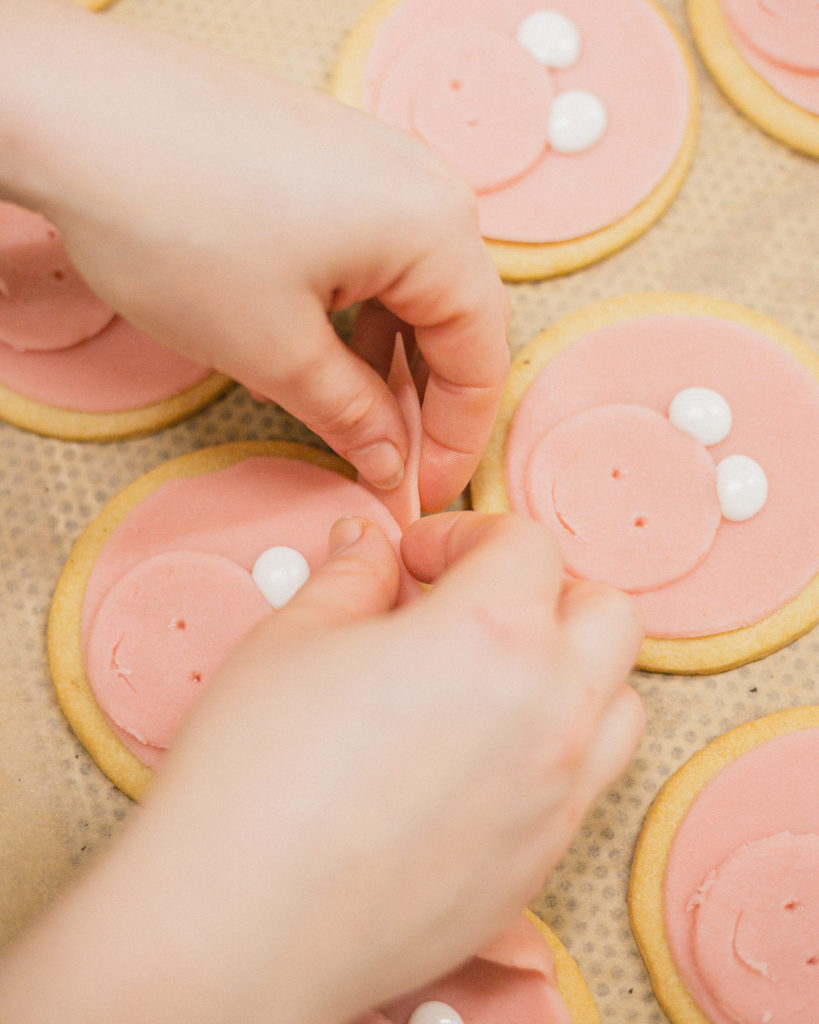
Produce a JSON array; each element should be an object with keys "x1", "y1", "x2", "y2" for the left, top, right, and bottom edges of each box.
[
  {"x1": 471, "y1": 293, "x2": 819, "y2": 674},
  {"x1": 332, "y1": 0, "x2": 698, "y2": 280},
  {"x1": 352, "y1": 909, "x2": 599, "y2": 1024},
  {"x1": 688, "y1": 0, "x2": 819, "y2": 157},
  {"x1": 48, "y1": 442, "x2": 414, "y2": 800},
  {"x1": 630, "y1": 705, "x2": 819, "y2": 1024},
  {"x1": 0, "y1": 201, "x2": 231, "y2": 440}
]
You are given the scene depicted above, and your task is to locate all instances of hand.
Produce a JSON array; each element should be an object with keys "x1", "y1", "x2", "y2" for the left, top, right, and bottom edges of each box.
[
  {"x1": 0, "y1": 513, "x2": 643, "y2": 1024},
  {"x1": 0, "y1": 0, "x2": 510, "y2": 510}
]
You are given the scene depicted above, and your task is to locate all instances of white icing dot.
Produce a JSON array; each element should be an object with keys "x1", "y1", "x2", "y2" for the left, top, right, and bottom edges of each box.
[
  {"x1": 408, "y1": 1002, "x2": 464, "y2": 1024},
  {"x1": 252, "y1": 546, "x2": 310, "y2": 608},
  {"x1": 547, "y1": 90, "x2": 607, "y2": 153},
  {"x1": 716, "y1": 455, "x2": 768, "y2": 522},
  {"x1": 669, "y1": 387, "x2": 733, "y2": 446},
  {"x1": 516, "y1": 9, "x2": 581, "y2": 68}
]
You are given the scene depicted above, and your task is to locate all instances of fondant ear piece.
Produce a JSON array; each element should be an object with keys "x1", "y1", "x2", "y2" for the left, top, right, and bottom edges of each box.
[
  {"x1": 516, "y1": 9, "x2": 581, "y2": 68},
  {"x1": 716, "y1": 455, "x2": 768, "y2": 522},
  {"x1": 252, "y1": 546, "x2": 311, "y2": 607}
]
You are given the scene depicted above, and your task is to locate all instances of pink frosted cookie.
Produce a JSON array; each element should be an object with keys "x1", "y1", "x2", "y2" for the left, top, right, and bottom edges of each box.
[
  {"x1": 688, "y1": 0, "x2": 819, "y2": 157},
  {"x1": 351, "y1": 911, "x2": 599, "y2": 1024},
  {"x1": 471, "y1": 293, "x2": 819, "y2": 674},
  {"x1": 630, "y1": 705, "x2": 819, "y2": 1024},
  {"x1": 0, "y1": 201, "x2": 230, "y2": 439},
  {"x1": 49, "y1": 441, "x2": 418, "y2": 800},
  {"x1": 332, "y1": 0, "x2": 698, "y2": 280}
]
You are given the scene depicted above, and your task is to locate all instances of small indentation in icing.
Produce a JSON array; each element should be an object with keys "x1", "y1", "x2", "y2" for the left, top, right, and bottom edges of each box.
[
  {"x1": 716, "y1": 455, "x2": 768, "y2": 522},
  {"x1": 547, "y1": 89, "x2": 607, "y2": 154},
  {"x1": 516, "y1": 9, "x2": 581, "y2": 69},
  {"x1": 407, "y1": 1002, "x2": 464, "y2": 1024},
  {"x1": 252, "y1": 546, "x2": 311, "y2": 608}
]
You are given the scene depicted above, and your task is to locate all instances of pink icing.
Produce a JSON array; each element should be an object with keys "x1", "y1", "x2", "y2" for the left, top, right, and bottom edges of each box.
[
  {"x1": 0, "y1": 314, "x2": 212, "y2": 412},
  {"x1": 363, "y1": 0, "x2": 690, "y2": 243},
  {"x1": 81, "y1": 457, "x2": 415, "y2": 767},
  {"x1": 720, "y1": 0, "x2": 819, "y2": 73},
  {"x1": 720, "y1": 0, "x2": 819, "y2": 114},
  {"x1": 524, "y1": 404, "x2": 721, "y2": 593},
  {"x1": 86, "y1": 551, "x2": 271, "y2": 750},
  {"x1": 664, "y1": 727, "x2": 819, "y2": 1024},
  {"x1": 383, "y1": 29, "x2": 553, "y2": 193},
  {"x1": 0, "y1": 201, "x2": 113, "y2": 352},
  {"x1": 351, "y1": 915, "x2": 572, "y2": 1024},
  {"x1": 505, "y1": 314, "x2": 819, "y2": 638},
  {"x1": 692, "y1": 833, "x2": 819, "y2": 1024}
]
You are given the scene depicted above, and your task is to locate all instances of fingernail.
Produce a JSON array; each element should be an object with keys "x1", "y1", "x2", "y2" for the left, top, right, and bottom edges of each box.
[
  {"x1": 350, "y1": 440, "x2": 404, "y2": 491},
  {"x1": 329, "y1": 516, "x2": 365, "y2": 556}
]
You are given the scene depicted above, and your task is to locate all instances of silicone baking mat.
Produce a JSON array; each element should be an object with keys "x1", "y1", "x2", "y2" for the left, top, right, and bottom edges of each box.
[{"x1": 1, "y1": 3, "x2": 817, "y2": 1022}]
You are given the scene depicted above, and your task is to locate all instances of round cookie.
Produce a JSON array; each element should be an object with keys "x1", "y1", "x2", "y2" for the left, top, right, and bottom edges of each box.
[
  {"x1": 629, "y1": 705, "x2": 819, "y2": 1024},
  {"x1": 353, "y1": 909, "x2": 599, "y2": 1024},
  {"x1": 688, "y1": 0, "x2": 819, "y2": 157},
  {"x1": 0, "y1": 201, "x2": 231, "y2": 440},
  {"x1": 332, "y1": 0, "x2": 698, "y2": 281},
  {"x1": 471, "y1": 293, "x2": 819, "y2": 674},
  {"x1": 48, "y1": 441, "x2": 411, "y2": 801}
]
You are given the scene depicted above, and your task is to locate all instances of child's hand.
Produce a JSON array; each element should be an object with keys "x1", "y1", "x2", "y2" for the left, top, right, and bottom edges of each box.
[
  {"x1": 0, "y1": 0, "x2": 510, "y2": 510},
  {"x1": 0, "y1": 513, "x2": 643, "y2": 1024}
]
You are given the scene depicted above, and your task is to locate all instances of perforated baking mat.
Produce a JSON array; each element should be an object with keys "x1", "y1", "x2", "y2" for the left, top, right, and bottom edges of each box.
[{"x1": 1, "y1": 3, "x2": 817, "y2": 1023}]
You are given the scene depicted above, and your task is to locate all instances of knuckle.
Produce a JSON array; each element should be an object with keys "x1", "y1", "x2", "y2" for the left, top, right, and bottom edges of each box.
[{"x1": 313, "y1": 383, "x2": 380, "y2": 446}]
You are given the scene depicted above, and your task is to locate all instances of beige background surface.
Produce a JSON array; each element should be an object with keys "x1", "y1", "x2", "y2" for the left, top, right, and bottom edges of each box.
[{"x1": 1, "y1": 2, "x2": 817, "y2": 1021}]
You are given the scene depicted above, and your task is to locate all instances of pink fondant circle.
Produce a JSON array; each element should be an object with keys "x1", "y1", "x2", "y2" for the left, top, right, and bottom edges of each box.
[
  {"x1": 692, "y1": 832, "x2": 819, "y2": 1024},
  {"x1": 399, "y1": 29, "x2": 552, "y2": 193},
  {"x1": 81, "y1": 457, "x2": 414, "y2": 768},
  {"x1": 720, "y1": 0, "x2": 819, "y2": 73},
  {"x1": 0, "y1": 315, "x2": 212, "y2": 412},
  {"x1": 87, "y1": 551, "x2": 270, "y2": 749},
  {"x1": 525, "y1": 405, "x2": 720, "y2": 592},
  {"x1": 0, "y1": 201, "x2": 113, "y2": 352},
  {"x1": 664, "y1": 727, "x2": 819, "y2": 1024},
  {"x1": 720, "y1": 0, "x2": 819, "y2": 114}
]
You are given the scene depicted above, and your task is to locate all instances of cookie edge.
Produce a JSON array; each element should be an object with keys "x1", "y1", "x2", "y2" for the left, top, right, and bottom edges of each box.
[
  {"x1": 47, "y1": 441, "x2": 354, "y2": 801},
  {"x1": 470, "y1": 291, "x2": 819, "y2": 675},
  {"x1": 330, "y1": 0, "x2": 699, "y2": 280},
  {"x1": 628, "y1": 704, "x2": 819, "y2": 1024},
  {"x1": 688, "y1": 0, "x2": 819, "y2": 158}
]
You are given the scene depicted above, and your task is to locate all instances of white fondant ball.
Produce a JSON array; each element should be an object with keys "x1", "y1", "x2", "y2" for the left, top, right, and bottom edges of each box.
[
  {"x1": 408, "y1": 1002, "x2": 464, "y2": 1024},
  {"x1": 669, "y1": 387, "x2": 733, "y2": 446},
  {"x1": 716, "y1": 455, "x2": 768, "y2": 522},
  {"x1": 516, "y1": 9, "x2": 581, "y2": 68},
  {"x1": 547, "y1": 90, "x2": 607, "y2": 153},
  {"x1": 252, "y1": 546, "x2": 310, "y2": 608}
]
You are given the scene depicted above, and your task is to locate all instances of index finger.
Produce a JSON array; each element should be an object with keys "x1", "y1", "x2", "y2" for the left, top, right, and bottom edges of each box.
[{"x1": 378, "y1": 214, "x2": 510, "y2": 512}]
